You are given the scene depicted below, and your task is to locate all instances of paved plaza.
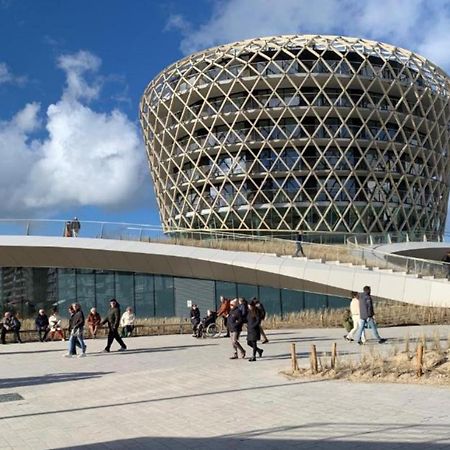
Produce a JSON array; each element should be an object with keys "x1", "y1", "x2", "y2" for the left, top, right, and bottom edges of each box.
[{"x1": 1, "y1": 325, "x2": 450, "y2": 449}]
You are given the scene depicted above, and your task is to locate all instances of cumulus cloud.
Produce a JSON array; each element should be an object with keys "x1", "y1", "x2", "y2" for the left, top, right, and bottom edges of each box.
[
  {"x1": 0, "y1": 51, "x2": 147, "y2": 215},
  {"x1": 169, "y1": 0, "x2": 450, "y2": 71}
]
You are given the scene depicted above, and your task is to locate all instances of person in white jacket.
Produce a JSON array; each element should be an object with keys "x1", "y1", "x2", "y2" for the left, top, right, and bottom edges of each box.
[
  {"x1": 345, "y1": 292, "x2": 366, "y2": 342},
  {"x1": 120, "y1": 307, "x2": 135, "y2": 337}
]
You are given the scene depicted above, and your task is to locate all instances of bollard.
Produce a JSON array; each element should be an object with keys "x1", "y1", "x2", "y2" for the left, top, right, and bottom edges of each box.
[
  {"x1": 291, "y1": 343, "x2": 299, "y2": 372},
  {"x1": 310, "y1": 344, "x2": 318, "y2": 374},
  {"x1": 331, "y1": 342, "x2": 337, "y2": 369},
  {"x1": 416, "y1": 343, "x2": 424, "y2": 377}
]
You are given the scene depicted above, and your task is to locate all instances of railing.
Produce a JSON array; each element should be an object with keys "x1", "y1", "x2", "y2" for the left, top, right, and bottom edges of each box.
[{"x1": 0, "y1": 219, "x2": 448, "y2": 279}]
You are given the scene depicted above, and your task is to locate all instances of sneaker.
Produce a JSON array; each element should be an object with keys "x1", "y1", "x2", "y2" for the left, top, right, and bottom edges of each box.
[
  {"x1": 102, "y1": 348, "x2": 110, "y2": 353},
  {"x1": 378, "y1": 339, "x2": 387, "y2": 344},
  {"x1": 118, "y1": 347, "x2": 127, "y2": 352},
  {"x1": 261, "y1": 339, "x2": 269, "y2": 344},
  {"x1": 258, "y1": 349, "x2": 264, "y2": 358},
  {"x1": 357, "y1": 341, "x2": 364, "y2": 345},
  {"x1": 229, "y1": 354, "x2": 238, "y2": 360},
  {"x1": 63, "y1": 353, "x2": 73, "y2": 358},
  {"x1": 78, "y1": 353, "x2": 86, "y2": 358},
  {"x1": 344, "y1": 336, "x2": 353, "y2": 341},
  {"x1": 248, "y1": 357, "x2": 256, "y2": 362}
]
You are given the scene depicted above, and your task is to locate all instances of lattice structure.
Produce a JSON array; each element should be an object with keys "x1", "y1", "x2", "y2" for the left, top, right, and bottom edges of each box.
[{"x1": 140, "y1": 35, "x2": 450, "y2": 237}]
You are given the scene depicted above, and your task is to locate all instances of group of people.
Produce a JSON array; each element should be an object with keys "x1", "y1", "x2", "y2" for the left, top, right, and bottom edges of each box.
[
  {"x1": 190, "y1": 296, "x2": 269, "y2": 362},
  {"x1": 344, "y1": 286, "x2": 387, "y2": 345},
  {"x1": 1, "y1": 299, "x2": 136, "y2": 357},
  {"x1": 64, "y1": 217, "x2": 81, "y2": 238}
]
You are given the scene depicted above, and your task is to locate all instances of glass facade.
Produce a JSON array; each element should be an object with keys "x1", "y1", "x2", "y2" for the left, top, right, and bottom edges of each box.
[{"x1": 0, "y1": 267, "x2": 348, "y2": 319}]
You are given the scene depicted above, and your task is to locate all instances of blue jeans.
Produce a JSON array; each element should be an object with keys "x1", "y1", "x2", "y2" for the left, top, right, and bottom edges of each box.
[
  {"x1": 355, "y1": 318, "x2": 381, "y2": 342},
  {"x1": 68, "y1": 328, "x2": 86, "y2": 354}
]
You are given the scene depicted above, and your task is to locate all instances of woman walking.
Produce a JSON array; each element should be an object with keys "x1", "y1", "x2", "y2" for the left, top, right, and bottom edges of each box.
[
  {"x1": 246, "y1": 301, "x2": 263, "y2": 362},
  {"x1": 345, "y1": 291, "x2": 365, "y2": 343}
]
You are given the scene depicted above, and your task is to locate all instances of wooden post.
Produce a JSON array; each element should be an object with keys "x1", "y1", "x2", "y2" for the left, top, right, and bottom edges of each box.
[
  {"x1": 416, "y1": 343, "x2": 424, "y2": 377},
  {"x1": 291, "y1": 343, "x2": 299, "y2": 372},
  {"x1": 310, "y1": 344, "x2": 318, "y2": 374},
  {"x1": 331, "y1": 342, "x2": 337, "y2": 369}
]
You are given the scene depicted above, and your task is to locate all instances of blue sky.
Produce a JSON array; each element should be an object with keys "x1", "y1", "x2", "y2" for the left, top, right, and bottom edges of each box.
[{"x1": 0, "y1": 0, "x2": 449, "y2": 229}]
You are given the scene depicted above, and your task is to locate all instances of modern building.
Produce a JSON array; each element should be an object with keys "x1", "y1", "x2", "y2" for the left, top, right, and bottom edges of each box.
[{"x1": 140, "y1": 35, "x2": 450, "y2": 239}]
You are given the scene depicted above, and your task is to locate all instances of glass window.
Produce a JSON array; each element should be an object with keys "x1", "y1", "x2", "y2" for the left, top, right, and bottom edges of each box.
[
  {"x1": 58, "y1": 268, "x2": 77, "y2": 317},
  {"x1": 281, "y1": 289, "x2": 304, "y2": 314},
  {"x1": 154, "y1": 275, "x2": 175, "y2": 317},
  {"x1": 76, "y1": 269, "x2": 95, "y2": 314},
  {"x1": 95, "y1": 271, "x2": 115, "y2": 318},
  {"x1": 115, "y1": 272, "x2": 135, "y2": 312},
  {"x1": 259, "y1": 286, "x2": 281, "y2": 316},
  {"x1": 237, "y1": 283, "x2": 257, "y2": 300},
  {"x1": 328, "y1": 295, "x2": 348, "y2": 309},
  {"x1": 135, "y1": 274, "x2": 155, "y2": 317},
  {"x1": 304, "y1": 292, "x2": 328, "y2": 309},
  {"x1": 215, "y1": 281, "x2": 237, "y2": 306}
]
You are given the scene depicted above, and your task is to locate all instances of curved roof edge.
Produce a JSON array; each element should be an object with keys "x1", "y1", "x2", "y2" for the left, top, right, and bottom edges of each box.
[{"x1": 0, "y1": 236, "x2": 449, "y2": 308}]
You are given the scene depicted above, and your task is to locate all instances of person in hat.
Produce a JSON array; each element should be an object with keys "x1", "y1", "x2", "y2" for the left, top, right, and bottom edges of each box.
[{"x1": 101, "y1": 299, "x2": 127, "y2": 352}]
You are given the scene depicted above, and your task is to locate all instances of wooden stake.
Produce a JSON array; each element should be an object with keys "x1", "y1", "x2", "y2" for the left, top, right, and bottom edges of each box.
[
  {"x1": 310, "y1": 344, "x2": 318, "y2": 374},
  {"x1": 416, "y1": 343, "x2": 424, "y2": 377},
  {"x1": 291, "y1": 343, "x2": 299, "y2": 372},
  {"x1": 331, "y1": 342, "x2": 337, "y2": 369}
]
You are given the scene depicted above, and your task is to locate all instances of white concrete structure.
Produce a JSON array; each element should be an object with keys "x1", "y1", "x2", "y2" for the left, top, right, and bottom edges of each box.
[{"x1": 0, "y1": 236, "x2": 449, "y2": 308}]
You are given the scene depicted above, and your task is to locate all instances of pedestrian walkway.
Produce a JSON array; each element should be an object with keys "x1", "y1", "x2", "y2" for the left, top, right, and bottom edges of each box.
[{"x1": 1, "y1": 325, "x2": 450, "y2": 449}]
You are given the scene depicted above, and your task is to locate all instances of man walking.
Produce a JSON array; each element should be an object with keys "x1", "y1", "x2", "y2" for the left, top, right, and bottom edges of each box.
[
  {"x1": 102, "y1": 298, "x2": 127, "y2": 352},
  {"x1": 68, "y1": 303, "x2": 87, "y2": 357},
  {"x1": 228, "y1": 299, "x2": 245, "y2": 359},
  {"x1": 354, "y1": 286, "x2": 386, "y2": 345},
  {"x1": 293, "y1": 231, "x2": 305, "y2": 257}
]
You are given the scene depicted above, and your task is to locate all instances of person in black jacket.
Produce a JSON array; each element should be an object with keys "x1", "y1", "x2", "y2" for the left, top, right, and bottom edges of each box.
[
  {"x1": 253, "y1": 298, "x2": 269, "y2": 344},
  {"x1": 35, "y1": 309, "x2": 50, "y2": 342},
  {"x1": 190, "y1": 304, "x2": 201, "y2": 337},
  {"x1": 102, "y1": 298, "x2": 127, "y2": 352},
  {"x1": 1, "y1": 312, "x2": 22, "y2": 344},
  {"x1": 238, "y1": 298, "x2": 248, "y2": 323},
  {"x1": 228, "y1": 299, "x2": 246, "y2": 359},
  {"x1": 246, "y1": 301, "x2": 264, "y2": 361},
  {"x1": 65, "y1": 304, "x2": 86, "y2": 357}
]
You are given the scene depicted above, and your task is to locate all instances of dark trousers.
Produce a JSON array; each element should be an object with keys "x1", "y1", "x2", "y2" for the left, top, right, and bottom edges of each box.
[
  {"x1": 1, "y1": 327, "x2": 22, "y2": 344},
  {"x1": 105, "y1": 328, "x2": 126, "y2": 350},
  {"x1": 38, "y1": 327, "x2": 49, "y2": 342},
  {"x1": 247, "y1": 340, "x2": 261, "y2": 358}
]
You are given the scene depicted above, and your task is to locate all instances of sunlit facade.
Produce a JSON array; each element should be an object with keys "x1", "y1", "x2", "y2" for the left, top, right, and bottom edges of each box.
[{"x1": 140, "y1": 35, "x2": 450, "y2": 238}]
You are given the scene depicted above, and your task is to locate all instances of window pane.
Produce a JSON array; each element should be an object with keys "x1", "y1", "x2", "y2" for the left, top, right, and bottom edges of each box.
[
  {"x1": 154, "y1": 275, "x2": 175, "y2": 317},
  {"x1": 76, "y1": 269, "x2": 95, "y2": 314},
  {"x1": 215, "y1": 281, "x2": 237, "y2": 304},
  {"x1": 135, "y1": 274, "x2": 154, "y2": 318},
  {"x1": 304, "y1": 292, "x2": 328, "y2": 309},
  {"x1": 115, "y1": 272, "x2": 135, "y2": 312},
  {"x1": 258, "y1": 286, "x2": 281, "y2": 316},
  {"x1": 237, "y1": 283, "x2": 257, "y2": 300},
  {"x1": 95, "y1": 271, "x2": 115, "y2": 318},
  {"x1": 58, "y1": 268, "x2": 77, "y2": 317},
  {"x1": 281, "y1": 289, "x2": 304, "y2": 314}
]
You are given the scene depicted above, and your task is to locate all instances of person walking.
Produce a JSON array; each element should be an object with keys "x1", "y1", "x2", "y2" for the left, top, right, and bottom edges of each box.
[
  {"x1": 64, "y1": 305, "x2": 81, "y2": 356},
  {"x1": 254, "y1": 298, "x2": 269, "y2": 344},
  {"x1": 102, "y1": 299, "x2": 127, "y2": 352},
  {"x1": 190, "y1": 304, "x2": 201, "y2": 337},
  {"x1": 246, "y1": 301, "x2": 264, "y2": 362},
  {"x1": 228, "y1": 299, "x2": 245, "y2": 359},
  {"x1": 238, "y1": 298, "x2": 248, "y2": 324},
  {"x1": 293, "y1": 231, "x2": 305, "y2": 257},
  {"x1": 120, "y1": 307, "x2": 135, "y2": 337},
  {"x1": 35, "y1": 309, "x2": 50, "y2": 342},
  {"x1": 67, "y1": 303, "x2": 86, "y2": 358},
  {"x1": 344, "y1": 292, "x2": 366, "y2": 343},
  {"x1": 354, "y1": 286, "x2": 386, "y2": 345},
  {"x1": 70, "y1": 217, "x2": 81, "y2": 237},
  {"x1": 87, "y1": 307, "x2": 101, "y2": 338}
]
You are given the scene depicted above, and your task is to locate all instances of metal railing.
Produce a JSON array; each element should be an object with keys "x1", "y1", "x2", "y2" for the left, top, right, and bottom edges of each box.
[{"x1": 0, "y1": 219, "x2": 448, "y2": 279}]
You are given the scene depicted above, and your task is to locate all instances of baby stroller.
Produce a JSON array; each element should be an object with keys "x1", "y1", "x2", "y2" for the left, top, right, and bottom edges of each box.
[{"x1": 196, "y1": 310, "x2": 219, "y2": 338}]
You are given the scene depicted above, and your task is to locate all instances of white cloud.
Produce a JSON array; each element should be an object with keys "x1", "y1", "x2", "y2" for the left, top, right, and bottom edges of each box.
[
  {"x1": 0, "y1": 51, "x2": 147, "y2": 215},
  {"x1": 169, "y1": 0, "x2": 450, "y2": 71},
  {"x1": 0, "y1": 62, "x2": 26, "y2": 85}
]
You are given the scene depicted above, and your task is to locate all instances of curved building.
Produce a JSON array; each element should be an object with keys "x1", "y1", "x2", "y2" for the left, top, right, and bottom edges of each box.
[{"x1": 140, "y1": 35, "x2": 450, "y2": 238}]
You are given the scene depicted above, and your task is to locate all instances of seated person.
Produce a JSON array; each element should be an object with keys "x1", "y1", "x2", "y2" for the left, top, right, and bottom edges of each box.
[
  {"x1": 35, "y1": 309, "x2": 50, "y2": 342},
  {"x1": 48, "y1": 309, "x2": 65, "y2": 341},
  {"x1": 196, "y1": 310, "x2": 217, "y2": 337},
  {"x1": 87, "y1": 307, "x2": 101, "y2": 338},
  {"x1": 1, "y1": 312, "x2": 22, "y2": 344},
  {"x1": 120, "y1": 307, "x2": 135, "y2": 337}
]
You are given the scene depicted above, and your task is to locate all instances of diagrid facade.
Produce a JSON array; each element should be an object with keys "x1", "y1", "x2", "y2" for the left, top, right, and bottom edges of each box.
[{"x1": 140, "y1": 35, "x2": 450, "y2": 238}]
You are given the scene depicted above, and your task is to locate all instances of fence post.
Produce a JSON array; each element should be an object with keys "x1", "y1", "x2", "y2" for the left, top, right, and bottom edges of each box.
[
  {"x1": 331, "y1": 342, "x2": 337, "y2": 369},
  {"x1": 291, "y1": 343, "x2": 299, "y2": 372},
  {"x1": 416, "y1": 343, "x2": 424, "y2": 377},
  {"x1": 310, "y1": 344, "x2": 318, "y2": 374}
]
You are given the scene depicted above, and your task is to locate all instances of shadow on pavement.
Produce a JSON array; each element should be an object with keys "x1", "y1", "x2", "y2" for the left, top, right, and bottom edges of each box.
[
  {"x1": 54, "y1": 435, "x2": 450, "y2": 450},
  {"x1": 89, "y1": 343, "x2": 217, "y2": 356},
  {"x1": 0, "y1": 371, "x2": 113, "y2": 389}
]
